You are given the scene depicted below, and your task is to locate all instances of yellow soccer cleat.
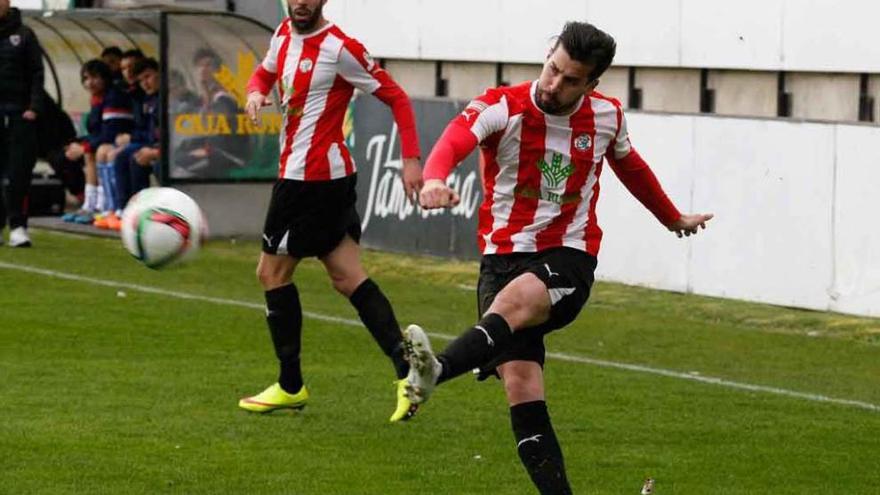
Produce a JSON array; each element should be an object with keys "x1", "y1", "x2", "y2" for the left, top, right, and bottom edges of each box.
[
  {"x1": 238, "y1": 383, "x2": 309, "y2": 413},
  {"x1": 389, "y1": 379, "x2": 419, "y2": 422}
]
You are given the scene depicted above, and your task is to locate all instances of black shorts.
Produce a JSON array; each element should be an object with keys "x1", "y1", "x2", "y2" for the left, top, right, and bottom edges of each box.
[
  {"x1": 475, "y1": 247, "x2": 598, "y2": 379},
  {"x1": 261, "y1": 175, "x2": 362, "y2": 259}
]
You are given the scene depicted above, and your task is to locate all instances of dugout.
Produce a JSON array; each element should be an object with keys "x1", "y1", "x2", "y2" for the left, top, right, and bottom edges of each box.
[{"x1": 23, "y1": 7, "x2": 282, "y2": 235}]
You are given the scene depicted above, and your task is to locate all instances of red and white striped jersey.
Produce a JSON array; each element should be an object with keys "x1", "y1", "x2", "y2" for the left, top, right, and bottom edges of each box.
[
  {"x1": 425, "y1": 81, "x2": 679, "y2": 257},
  {"x1": 247, "y1": 21, "x2": 420, "y2": 181}
]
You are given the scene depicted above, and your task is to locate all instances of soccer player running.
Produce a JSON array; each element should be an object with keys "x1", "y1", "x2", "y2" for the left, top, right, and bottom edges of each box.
[
  {"x1": 240, "y1": 0, "x2": 424, "y2": 422},
  {"x1": 404, "y1": 22, "x2": 713, "y2": 493}
]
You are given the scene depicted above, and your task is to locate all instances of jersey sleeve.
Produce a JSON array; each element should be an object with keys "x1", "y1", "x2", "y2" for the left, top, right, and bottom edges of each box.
[
  {"x1": 247, "y1": 23, "x2": 285, "y2": 95},
  {"x1": 338, "y1": 38, "x2": 420, "y2": 158},
  {"x1": 261, "y1": 22, "x2": 287, "y2": 74},
  {"x1": 611, "y1": 105, "x2": 633, "y2": 159},
  {"x1": 450, "y1": 88, "x2": 510, "y2": 144}
]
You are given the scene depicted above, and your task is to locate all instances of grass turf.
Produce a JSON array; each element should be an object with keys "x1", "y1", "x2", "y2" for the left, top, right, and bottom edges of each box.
[{"x1": 1, "y1": 229, "x2": 878, "y2": 494}]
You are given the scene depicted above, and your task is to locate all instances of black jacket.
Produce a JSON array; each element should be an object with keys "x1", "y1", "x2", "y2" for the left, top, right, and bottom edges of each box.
[{"x1": 0, "y1": 8, "x2": 44, "y2": 113}]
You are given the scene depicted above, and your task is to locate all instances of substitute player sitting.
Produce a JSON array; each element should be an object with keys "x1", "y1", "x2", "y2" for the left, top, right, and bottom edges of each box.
[
  {"x1": 240, "y1": 0, "x2": 424, "y2": 422},
  {"x1": 404, "y1": 22, "x2": 713, "y2": 493}
]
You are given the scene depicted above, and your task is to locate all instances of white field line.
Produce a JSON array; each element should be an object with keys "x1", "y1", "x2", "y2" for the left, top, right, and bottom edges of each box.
[{"x1": 2, "y1": 261, "x2": 878, "y2": 414}]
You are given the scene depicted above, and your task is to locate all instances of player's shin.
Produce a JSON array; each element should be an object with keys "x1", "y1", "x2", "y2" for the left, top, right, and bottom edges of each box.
[
  {"x1": 511, "y1": 400, "x2": 572, "y2": 495},
  {"x1": 265, "y1": 283, "x2": 304, "y2": 394},
  {"x1": 349, "y1": 279, "x2": 409, "y2": 379},
  {"x1": 436, "y1": 313, "x2": 512, "y2": 383}
]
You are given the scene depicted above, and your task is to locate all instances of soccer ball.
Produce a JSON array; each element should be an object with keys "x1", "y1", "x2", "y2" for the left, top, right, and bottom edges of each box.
[{"x1": 120, "y1": 187, "x2": 207, "y2": 269}]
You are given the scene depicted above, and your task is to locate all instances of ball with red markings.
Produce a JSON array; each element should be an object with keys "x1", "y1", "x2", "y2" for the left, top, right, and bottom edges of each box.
[{"x1": 120, "y1": 188, "x2": 208, "y2": 269}]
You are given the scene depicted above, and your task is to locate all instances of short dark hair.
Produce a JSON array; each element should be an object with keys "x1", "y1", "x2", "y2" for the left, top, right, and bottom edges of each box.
[
  {"x1": 132, "y1": 57, "x2": 160, "y2": 77},
  {"x1": 121, "y1": 48, "x2": 145, "y2": 60},
  {"x1": 101, "y1": 46, "x2": 123, "y2": 58},
  {"x1": 81, "y1": 59, "x2": 112, "y2": 85},
  {"x1": 192, "y1": 47, "x2": 222, "y2": 68},
  {"x1": 553, "y1": 22, "x2": 617, "y2": 81}
]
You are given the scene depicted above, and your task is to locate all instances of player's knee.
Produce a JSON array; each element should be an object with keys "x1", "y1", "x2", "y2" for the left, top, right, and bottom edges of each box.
[
  {"x1": 502, "y1": 372, "x2": 544, "y2": 405},
  {"x1": 490, "y1": 291, "x2": 537, "y2": 330},
  {"x1": 256, "y1": 263, "x2": 290, "y2": 290},
  {"x1": 329, "y1": 273, "x2": 360, "y2": 297}
]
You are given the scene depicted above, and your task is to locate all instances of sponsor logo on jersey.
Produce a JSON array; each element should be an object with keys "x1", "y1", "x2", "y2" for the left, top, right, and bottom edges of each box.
[
  {"x1": 574, "y1": 133, "x2": 592, "y2": 151},
  {"x1": 538, "y1": 152, "x2": 575, "y2": 189}
]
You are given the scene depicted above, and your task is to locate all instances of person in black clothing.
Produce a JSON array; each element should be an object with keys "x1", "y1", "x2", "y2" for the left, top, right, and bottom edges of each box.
[
  {"x1": 0, "y1": 0, "x2": 44, "y2": 247},
  {"x1": 34, "y1": 88, "x2": 84, "y2": 202}
]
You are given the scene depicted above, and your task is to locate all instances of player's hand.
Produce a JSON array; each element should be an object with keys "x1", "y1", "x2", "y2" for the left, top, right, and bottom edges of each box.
[
  {"x1": 116, "y1": 133, "x2": 131, "y2": 147},
  {"x1": 22, "y1": 110, "x2": 37, "y2": 121},
  {"x1": 65, "y1": 142, "x2": 84, "y2": 161},
  {"x1": 401, "y1": 157, "x2": 423, "y2": 204},
  {"x1": 245, "y1": 91, "x2": 272, "y2": 126},
  {"x1": 135, "y1": 147, "x2": 159, "y2": 166},
  {"x1": 668, "y1": 213, "x2": 714, "y2": 238},
  {"x1": 419, "y1": 178, "x2": 460, "y2": 210}
]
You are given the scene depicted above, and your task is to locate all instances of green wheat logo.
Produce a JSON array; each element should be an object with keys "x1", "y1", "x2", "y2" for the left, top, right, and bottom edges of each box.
[{"x1": 538, "y1": 152, "x2": 574, "y2": 188}]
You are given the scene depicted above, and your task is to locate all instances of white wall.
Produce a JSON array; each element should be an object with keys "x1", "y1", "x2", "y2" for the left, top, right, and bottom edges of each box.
[
  {"x1": 324, "y1": 0, "x2": 880, "y2": 73},
  {"x1": 596, "y1": 113, "x2": 880, "y2": 317}
]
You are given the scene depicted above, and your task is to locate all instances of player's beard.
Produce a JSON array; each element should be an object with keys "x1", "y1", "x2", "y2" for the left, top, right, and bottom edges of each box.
[
  {"x1": 289, "y1": 3, "x2": 323, "y2": 33},
  {"x1": 535, "y1": 86, "x2": 571, "y2": 115}
]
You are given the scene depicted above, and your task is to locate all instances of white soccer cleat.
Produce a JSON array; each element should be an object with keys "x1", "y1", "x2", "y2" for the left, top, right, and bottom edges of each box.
[
  {"x1": 403, "y1": 324, "x2": 442, "y2": 404},
  {"x1": 9, "y1": 227, "x2": 31, "y2": 248}
]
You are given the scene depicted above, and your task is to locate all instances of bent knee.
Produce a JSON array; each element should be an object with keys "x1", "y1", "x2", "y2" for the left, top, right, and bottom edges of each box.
[
  {"x1": 256, "y1": 263, "x2": 293, "y2": 290},
  {"x1": 502, "y1": 371, "x2": 545, "y2": 405},
  {"x1": 329, "y1": 274, "x2": 364, "y2": 297}
]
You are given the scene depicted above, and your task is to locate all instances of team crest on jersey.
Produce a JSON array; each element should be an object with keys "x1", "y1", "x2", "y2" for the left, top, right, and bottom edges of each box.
[
  {"x1": 9, "y1": 35, "x2": 20, "y2": 47},
  {"x1": 574, "y1": 134, "x2": 592, "y2": 151},
  {"x1": 299, "y1": 58, "x2": 313, "y2": 73}
]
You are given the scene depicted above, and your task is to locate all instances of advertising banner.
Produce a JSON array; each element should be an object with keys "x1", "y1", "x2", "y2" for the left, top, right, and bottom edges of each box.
[
  {"x1": 352, "y1": 96, "x2": 482, "y2": 260},
  {"x1": 165, "y1": 13, "x2": 280, "y2": 181}
]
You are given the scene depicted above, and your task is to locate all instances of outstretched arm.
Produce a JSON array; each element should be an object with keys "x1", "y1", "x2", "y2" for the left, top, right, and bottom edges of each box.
[{"x1": 607, "y1": 149, "x2": 713, "y2": 237}]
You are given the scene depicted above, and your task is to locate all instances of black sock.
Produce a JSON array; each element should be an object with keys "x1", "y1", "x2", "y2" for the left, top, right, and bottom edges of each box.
[
  {"x1": 349, "y1": 278, "x2": 408, "y2": 379},
  {"x1": 437, "y1": 313, "x2": 512, "y2": 383},
  {"x1": 510, "y1": 401, "x2": 572, "y2": 495},
  {"x1": 265, "y1": 284, "x2": 303, "y2": 393}
]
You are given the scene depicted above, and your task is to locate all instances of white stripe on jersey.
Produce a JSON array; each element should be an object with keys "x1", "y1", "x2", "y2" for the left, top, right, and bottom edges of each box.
[
  {"x1": 469, "y1": 96, "x2": 509, "y2": 142},
  {"x1": 285, "y1": 33, "x2": 344, "y2": 180},
  {"x1": 327, "y1": 142, "x2": 346, "y2": 179},
  {"x1": 482, "y1": 114, "x2": 524, "y2": 255}
]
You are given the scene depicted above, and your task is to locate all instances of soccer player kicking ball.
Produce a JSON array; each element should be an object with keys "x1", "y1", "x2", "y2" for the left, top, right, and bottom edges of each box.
[
  {"x1": 404, "y1": 22, "x2": 713, "y2": 493},
  {"x1": 240, "y1": 0, "x2": 424, "y2": 422}
]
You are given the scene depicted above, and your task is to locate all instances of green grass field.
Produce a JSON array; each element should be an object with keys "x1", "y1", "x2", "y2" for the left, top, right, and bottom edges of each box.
[{"x1": 1, "y1": 229, "x2": 879, "y2": 494}]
